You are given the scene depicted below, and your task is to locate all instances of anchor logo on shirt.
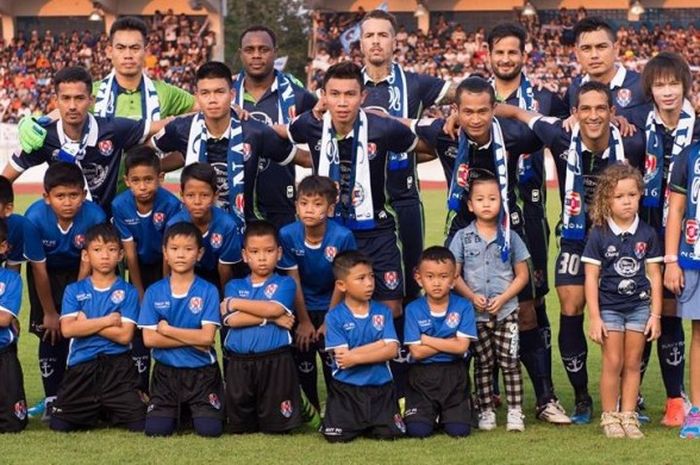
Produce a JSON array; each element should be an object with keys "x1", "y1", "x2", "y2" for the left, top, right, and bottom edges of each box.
[
  {"x1": 39, "y1": 359, "x2": 54, "y2": 378},
  {"x1": 666, "y1": 346, "x2": 684, "y2": 367}
]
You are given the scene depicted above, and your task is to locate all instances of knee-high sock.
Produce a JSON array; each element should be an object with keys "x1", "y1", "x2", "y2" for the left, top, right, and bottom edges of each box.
[
  {"x1": 535, "y1": 301, "x2": 553, "y2": 385},
  {"x1": 293, "y1": 344, "x2": 321, "y2": 411},
  {"x1": 658, "y1": 316, "x2": 685, "y2": 398},
  {"x1": 558, "y1": 314, "x2": 589, "y2": 402},
  {"x1": 640, "y1": 340, "x2": 653, "y2": 384},
  {"x1": 520, "y1": 328, "x2": 553, "y2": 406},
  {"x1": 391, "y1": 316, "x2": 409, "y2": 398},
  {"x1": 38, "y1": 338, "x2": 69, "y2": 398}
]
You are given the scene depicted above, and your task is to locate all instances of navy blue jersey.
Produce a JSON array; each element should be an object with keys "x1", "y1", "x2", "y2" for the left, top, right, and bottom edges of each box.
[
  {"x1": 223, "y1": 273, "x2": 296, "y2": 354},
  {"x1": 565, "y1": 67, "x2": 651, "y2": 119},
  {"x1": 288, "y1": 111, "x2": 418, "y2": 231},
  {"x1": 5, "y1": 214, "x2": 27, "y2": 266},
  {"x1": 325, "y1": 300, "x2": 399, "y2": 386},
  {"x1": 23, "y1": 200, "x2": 106, "y2": 268},
  {"x1": 138, "y1": 276, "x2": 221, "y2": 368},
  {"x1": 581, "y1": 217, "x2": 662, "y2": 311},
  {"x1": 10, "y1": 116, "x2": 147, "y2": 214},
  {"x1": 363, "y1": 68, "x2": 449, "y2": 203},
  {"x1": 153, "y1": 115, "x2": 295, "y2": 218},
  {"x1": 112, "y1": 187, "x2": 182, "y2": 265},
  {"x1": 415, "y1": 117, "x2": 542, "y2": 234},
  {"x1": 61, "y1": 277, "x2": 139, "y2": 366},
  {"x1": 403, "y1": 293, "x2": 477, "y2": 364},
  {"x1": 278, "y1": 220, "x2": 356, "y2": 311},
  {"x1": 0, "y1": 268, "x2": 23, "y2": 349},
  {"x1": 166, "y1": 206, "x2": 242, "y2": 272}
]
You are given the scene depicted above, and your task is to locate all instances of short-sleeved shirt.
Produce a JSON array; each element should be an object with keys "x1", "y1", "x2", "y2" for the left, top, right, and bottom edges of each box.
[
  {"x1": 166, "y1": 206, "x2": 242, "y2": 272},
  {"x1": 325, "y1": 300, "x2": 398, "y2": 386},
  {"x1": 0, "y1": 268, "x2": 23, "y2": 349},
  {"x1": 112, "y1": 187, "x2": 182, "y2": 265},
  {"x1": 91, "y1": 79, "x2": 194, "y2": 120},
  {"x1": 566, "y1": 67, "x2": 651, "y2": 119},
  {"x1": 362, "y1": 68, "x2": 450, "y2": 203},
  {"x1": 153, "y1": 115, "x2": 295, "y2": 217},
  {"x1": 61, "y1": 277, "x2": 139, "y2": 366},
  {"x1": 23, "y1": 200, "x2": 106, "y2": 269},
  {"x1": 138, "y1": 276, "x2": 220, "y2": 368},
  {"x1": 288, "y1": 111, "x2": 418, "y2": 232},
  {"x1": 223, "y1": 273, "x2": 296, "y2": 354},
  {"x1": 581, "y1": 217, "x2": 662, "y2": 311},
  {"x1": 403, "y1": 293, "x2": 477, "y2": 364},
  {"x1": 10, "y1": 116, "x2": 148, "y2": 215},
  {"x1": 278, "y1": 220, "x2": 356, "y2": 311},
  {"x1": 5, "y1": 214, "x2": 27, "y2": 266},
  {"x1": 449, "y1": 222, "x2": 531, "y2": 322}
]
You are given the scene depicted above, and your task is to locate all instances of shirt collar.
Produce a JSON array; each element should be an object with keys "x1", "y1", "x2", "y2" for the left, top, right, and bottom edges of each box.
[
  {"x1": 57, "y1": 113, "x2": 99, "y2": 147},
  {"x1": 607, "y1": 214, "x2": 639, "y2": 236},
  {"x1": 581, "y1": 65, "x2": 627, "y2": 90},
  {"x1": 362, "y1": 63, "x2": 396, "y2": 85}
]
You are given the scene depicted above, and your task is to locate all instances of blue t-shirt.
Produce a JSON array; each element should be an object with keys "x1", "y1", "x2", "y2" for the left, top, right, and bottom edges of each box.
[
  {"x1": 166, "y1": 207, "x2": 242, "y2": 272},
  {"x1": 112, "y1": 187, "x2": 182, "y2": 265},
  {"x1": 325, "y1": 300, "x2": 398, "y2": 386},
  {"x1": 278, "y1": 220, "x2": 356, "y2": 311},
  {"x1": 10, "y1": 116, "x2": 147, "y2": 215},
  {"x1": 61, "y1": 277, "x2": 139, "y2": 366},
  {"x1": 223, "y1": 273, "x2": 296, "y2": 354},
  {"x1": 138, "y1": 276, "x2": 221, "y2": 368},
  {"x1": 0, "y1": 268, "x2": 23, "y2": 349},
  {"x1": 23, "y1": 200, "x2": 106, "y2": 268},
  {"x1": 403, "y1": 294, "x2": 477, "y2": 364},
  {"x1": 5, "y1": 214, "x2": 27, "y2": 265}
]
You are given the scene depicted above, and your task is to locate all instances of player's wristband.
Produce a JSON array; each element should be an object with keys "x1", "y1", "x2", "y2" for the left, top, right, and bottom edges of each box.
[
  {"x1": 650, "y1": 313, "x2": 661, "y2": 320},
  {"x1": 663, "y1": 255, "x2": 679, "y2": 264},
  {"x1": 260, "y1": 318, "x2": 268, "y2": 327}
]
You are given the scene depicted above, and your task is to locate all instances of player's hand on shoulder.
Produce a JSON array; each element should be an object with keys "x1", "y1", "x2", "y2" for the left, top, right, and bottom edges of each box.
[
  {"x1": 611, "y1": 114, "x2": 637, "y2": 137},
  {"x1": 442, "y1": 110, "x2": 459, "y2": 140},
  {"x1": 311, "y1": 96, "x2": 327, "y2": 120},
  {"x1": 562, "y1": 114, "x2": 578, "y2": 133}
]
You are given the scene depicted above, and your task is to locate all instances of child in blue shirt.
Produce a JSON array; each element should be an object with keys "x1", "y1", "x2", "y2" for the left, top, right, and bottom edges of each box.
[
  {"x1": 222, "y1": 220, "x2": 302, "y2": 433},
  {"x1": 49, "y1": 224, "x2": 145, "y2": 432},
  {"x1": 278, "y1": 175, "x2": 356, "y2": 410},
  {"x1": 403, "y1": 246, "x2": 477, "y2": 438},
  {"x1": 322, "y1": 251, "x2": 403, "y2": 443},
  {"x1": 0, "y1": 176, "x2": 27, "y2": 274},
  {"x1": 138, "y1": 222, "x2": 224, "y2": 437}
]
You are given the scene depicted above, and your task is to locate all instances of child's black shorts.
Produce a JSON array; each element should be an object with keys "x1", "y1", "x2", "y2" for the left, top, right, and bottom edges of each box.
[
  {"x1": 51, "y1": 352, "x2": 146, "y2": 427},
  {"x1": 27, "y1": 265, "x2": 79, "y2": 336},
  {"x1": 354, "y1": 230, "x2": 404, "y2": 302},
  {"x1": 224, "y1": 346, "x2": 302, "y2": 433},
  {"x1": 0, "y1": 344, "x2": 28, "y2": 433},
  {"x1": 322, "y1": 379, "x2": 405, "y2": 442},
  {"x1": 147, "y1": 362, "x2": 224, "y2": 421},
  {"x1": 404, "y1": 360, "x2": 471, "y2": 426}
]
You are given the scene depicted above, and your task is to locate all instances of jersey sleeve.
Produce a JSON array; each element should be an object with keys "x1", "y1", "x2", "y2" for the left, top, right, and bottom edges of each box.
[
  {"x1": 152, "y1": 118, "x2": 187, "y2": 154},
  {"x1": 113, "y1": 117, "x2": 148, "y2": 147},
  {"x1": 60, "y1": 284, "x2": 80, "y2": 318},
  {"x1": 277, "y1": 229, "x2": 298, "y2": 270},
  {"x1": 532, "y1": 117, "x2": 570, "y2": 156},
  {"x1": 297, "y1": 88, "x2": 319, "y2": 113},
  {"x1": 324, "y1": 309, "x2": 348, "y2": 350},
  {"x1": 0, "y1": 273, "x2": 22, "y2": 318},
  {"x1": 414, "y1": 118, "x2": 444, "y2": 151},
  {"x1": 156, "y1": 81, "x2": 195, "y2": 117},
  {"x1": 287, "y1": 111, "x2": 313, "y2": 145},
  {"x1": 138, "y1": 288, "x2": 159, "y2": 329},
  {"x1": 581, "y1": 228, "x2": 603, "y2": 266},
  {"x1": 217, "y1": 222, "x2": 242, "y2": 265},
  {"x1": 201, "y1": 284, "x2": 221, "y2": 327},
  {"x1": 22, "y1": 217, "x2": 46, "y2": 263},
  {"x1": 269, "y1": 277, "x2": 296, "y2": 314},
  {"x1": 418, "y1": 75, "x2": 450, "y2": 107},
  {"x1": 402, "y1": 302, "x2": 422, "y2": 345},
  {"x1": 120, "y1": 285, "x2": 140, "y2": 324},
  {"x1": 380, "y1": 306, "x2": 399, "y2": 344},
  {"x1": 509, "y1": 231, "x2": 531, "y2": 264},
  {"x1": 384, "y1": 117, "x2": 418, "y2": 154},
  {"x1": 669, "y1": 145, "x2": 690, "y2": 194},
  {"x1": 111, "y1": 200, "x2": 133, "y2": 241},
  {"x1": 10, "y1": 147, "x2": 50, "y2": 173},
  {"x1": 255, "y1": 121, "x2": 296, "y2": 166},
  {"x1": 502, "y1": 118, "x2": 543, "y2": 155},
  {"x1": 448, "y1": 229, "x2": 465, "y2": 264},
  {"x1": 456, "y1": 298, "x2": 477, "y2": 340}
]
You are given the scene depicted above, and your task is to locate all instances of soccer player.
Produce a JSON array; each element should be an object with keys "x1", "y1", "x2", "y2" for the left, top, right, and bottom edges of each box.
[
  {"x1": 222, "y1": 220, "x2": 302, "y2": 434},
  {"x1": 0, "y1": 218, "x2": 27, "y2": 433},
  {"x1": 23, "y1": 162, "x2": 107, "y2": 419},
  {"x1": 403, "y1": 246, "x2": 476, "y2": 438},
  {"x1": 3, "y1": 66, "x2": 167, "y2": 216},
  {"x1": 0, "y1": 176, "x2": 27, "y2": 274},
  {"x1": 49, "y1": 224, "x2": 145, "y2": 432},
  {"x1": 112, "y1": 145, "x2": 182, "y2": 391},
  {"x1": 322, "y1": 251, "x2": 403, "y2": 443},
  {"x1": 139, "y1": 222, "x2": 224, "y2": 438},
  {"x1": 278, "y1": 175, "x2": 357, "y2": 410}
]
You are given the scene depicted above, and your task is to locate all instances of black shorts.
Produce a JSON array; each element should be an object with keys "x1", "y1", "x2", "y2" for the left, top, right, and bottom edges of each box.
[
  {"x1": 355, "y1": 229, "x2": 404, "y2": 301},
  {"x1": 148, "y1": 362, "x2": 224, "y2": 421},
  {"x1": 135, "y1": 258, "x2": 164, "y2": 289},
  {"x1": 224, "y1": 346, "x2": 302, "y2": 433},
  {"x1": 27, "y1": 264, "x2": 79, "y2": 336},
  {"x1": 51, "y1": 352, "x2": 146, "y2": 427},
  {"x1": 0, "y1": 344, "x2": 27, "y2": 433},
  {"x1": 555, "y1": 238, "x2": 585, "y2": 287},
  {"x1": 404, "y1": 360, "x2": 471, "y2": 426},
  {"x1": 322, "y1": 379, "x2": 404, "y2": 442},
  {"x1": 392, "y1": 199, "x2": 424, "y2": 301}
]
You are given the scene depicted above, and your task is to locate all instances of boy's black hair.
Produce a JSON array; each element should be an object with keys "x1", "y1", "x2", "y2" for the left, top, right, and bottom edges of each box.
[
  {"x1": 239, "y1": 25, "x2": 277, "y2": 48},
  {"x1": 44, "y1": 162, "x2": 85, "y2": 193},
  {"x1": 455, "y1": 76, "x2": 496, "y2": 106},
  {"x1": 85, "y1": 223, "x2": 122, "y2": 248},
  {"x1": 163, "y1": 221, "x2": 204, "y2": 249},
  {"x1": 195, "y1": 61, "x2": 233, "y2": 88},
  {"x1": 180, "y1": 162, "x2": 217, "y2": 193},
  {"x1": 243, "y1": 220, "x2": 278, "y2": 247},
  {"x1": 124, "y1": 145, "x2": 161, "y2": 174},
  {"x1": 333, "y1": 250, "x2": 373, "y2": 280},
  {"x1": 487, "y1": 22, "x2": 527, "y2": 53},
  {"x1": 573, "y1": 16, "x2": 616, "y2": 44},
  {"x1": 0, "y1": 217, "x2": 8, "y2": 244},
  {"x1": 418, "y1": 246, "x2": 456, "y2": 267},
  {"x1": 322, "y1": 61, "x2": 364, "y2": 91},
  {"x1": 297, "y1": 175, "x2": 338, "y2": 205},
  {"x1": 574, "y1": 80, "x2": 613, "y2": 108},
  {"x1": 54, "y1": 66, "x2": 92, "y2": 94},
  {"x1": 109, "y1": 16, "x2": 149, "y2": 43},
  {"x1": 0, "y1": 176, "x2": 14, "y2": 205},
  {"x1": 467, "y1": 169, "x2": 499, "y2": 200}
]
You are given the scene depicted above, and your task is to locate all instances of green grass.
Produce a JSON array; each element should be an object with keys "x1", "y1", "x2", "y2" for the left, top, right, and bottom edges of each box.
[{"x1": 5, "y1": 190, "x2": 692, "y2": 464}]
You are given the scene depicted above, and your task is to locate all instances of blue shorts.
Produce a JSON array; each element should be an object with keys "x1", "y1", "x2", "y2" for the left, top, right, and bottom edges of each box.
[
  {"x1": 678, "y1": 269, "x2": 700, "y2": 320},
  {"x1": 601, "y1": 304, "x2": 650, "y2": 333},
  {"x1": 355, "y1": 229, "x2": 404, "y2": 301},
  {"x1": 554, "y1": 238, "x2": 585, "y2": 287}
]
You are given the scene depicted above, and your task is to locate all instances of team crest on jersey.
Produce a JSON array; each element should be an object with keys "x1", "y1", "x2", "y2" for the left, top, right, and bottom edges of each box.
[
  {"x1": 686, "y1": 219, "x2": 699, "y2": 245},
  {"x1": 367, "y1": 142, "x2": 377, "y2": 160},
  {"x1": 634, "y1": 242, "x2": 647, "y2": 259},
  {"x1": 235, "y1": 193, "x2": 245, "y2": 215},
  {"x1": 565, "y1": 190, "x2": 582, "y2": 216},
  {"x1": 264, "y1": 283, "x2": 278, "y2": 299},
  {"x1": 208, "y1": 393, "x2": 221, "y2": 410},
  {"x1": 153, "y1": 212, "x2": 165, "y2": 227},
  {"x1": 384, "y1": 271, "x2": 399, "y2": 290},
  {"x1": 0, "y1": 282, "x2": 5, "y2": 296},
  {"x1": 280, "y1": 400, "x2": 293, "y2": 418},
  {"x1": 242, "y1": 143, "x2": 252, "y2": 162},
  {"x1": 351, "y1": 184, "x2": 365, "y2": 207},
  {"x1": 324, "y1": 246, "x2": 337, "y2": 262},
  {"x1": 98, "y1": 140, "x2": 113, "y2": 156},
  {"x1": 456, "y1": 163, "x2": 469, "y2": 188},
  {"x1": 73, "y1": 234, "x2": 85, "y2": 249},
  {"x1": 445, "y1": 311, "x2": 460, "y2": 329},
  {"x1": 110, "y1": 289, "x2": 125, "y2": 304},
  {"x1": 14, "y1": 400, "x2": 27, "y2": 421},
  {"x1": 644, "y1": 154, "x2": 658, "y2": 179},
  {"x1": 210, "y1": 233, "x2": 223, "y2": 249},
  {"x1": 372, "y1": 314, "x2": 385, "y2": 331},
  {"x1": 616, "y1": 88, "x2": 632, "y2": 108},
  {"x1": 189, "y1": 296, "x2": 203, "y2": 314}
]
